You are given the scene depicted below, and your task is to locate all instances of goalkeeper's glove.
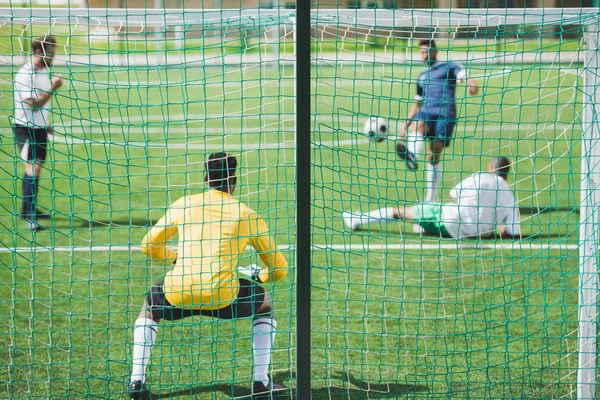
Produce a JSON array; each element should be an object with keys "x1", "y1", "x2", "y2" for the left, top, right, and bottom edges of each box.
[{"x1": 238, "y1": 264, "x2": 262, "y2": 283}]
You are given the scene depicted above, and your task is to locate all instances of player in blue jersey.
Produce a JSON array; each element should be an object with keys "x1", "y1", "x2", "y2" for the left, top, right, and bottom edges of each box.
[{"x1": 397, "y1": 39, "x2": 479, "y2": 203}]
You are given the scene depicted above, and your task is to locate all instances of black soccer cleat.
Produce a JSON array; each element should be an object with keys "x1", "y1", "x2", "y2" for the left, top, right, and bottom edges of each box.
[
  {"x1": 396, "y1": 141, "x2": 418, "y2": 170},
  {"x1": 18, "y1": 213, "x2": 45, "y2": 231},
  {"x1": 26, "y1": 221, "x2": 44, "y2": 232},
  {"x1": 252, "y1": 379, "x2": 287, "y2": 397},
  {"x1": 128, "y1": 380, "x2": 151, "y2": 400}
]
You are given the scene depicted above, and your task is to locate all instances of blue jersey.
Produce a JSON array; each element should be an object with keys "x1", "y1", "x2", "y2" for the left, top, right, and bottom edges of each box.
[{"x1": 415, "y1": 61, "x2": 465, "y2": 118}]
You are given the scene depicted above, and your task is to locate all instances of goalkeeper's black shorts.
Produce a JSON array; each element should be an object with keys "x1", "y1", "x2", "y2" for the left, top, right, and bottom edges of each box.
[{"x1": 146, "y1": 278, "x2": 266, "y2": 321}]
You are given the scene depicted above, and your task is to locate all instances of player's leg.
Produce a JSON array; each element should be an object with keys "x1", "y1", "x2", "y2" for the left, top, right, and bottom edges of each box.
[
  {"x1": 213, "y1": 278, "x2": 286, "y2": 395},
  {"x1": 424, "y1": 139, "x2": 445, "y2": 203},
  {"x1": 396, "y1": 206, "x2": 416, "y2": 221},
  {"x1": 407, "y1": 120, "x2": 427, "y2": 162},
  {"x1": 408, "y1": 203, "x2": 451, "y2": 237},
  {"x1": 129, "y1": 298, "x2": 160, "y2": 399},
  {"x1": 15, "y1": 127, "x2": 48, "y2": 230},
  {"x1": 31, "y1": 129, "x2": 50, "y2": 219},
  {"x1": 129, "y1": 283, "x2": 163, "y2": 400},
  {"x1": 251, "y1": 291, "x2": 284, "y2": 394},
  {"x1": 343, "y1": 206, "x2": 399, "y2": 231},
  {"x1": 129, "y1": 281, "x2": 197, "y2": 399},
  {"x1": 397, "y1": 205, "x2": 427, "y2": 234},
  {"x1": 424, "y1": 118, "x2": 455, "y2": 203},
  {"x1": 397, "y1": 112, "x2": 430, "y2": 170}
]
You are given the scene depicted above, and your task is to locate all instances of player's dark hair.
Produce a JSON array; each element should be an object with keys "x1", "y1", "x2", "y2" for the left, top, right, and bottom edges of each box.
[
  {"x1": 32, "y1": 35, "x2": 57, "y2": 55},
  {"x1": 206, "y1": 152, "x2": 237, "y2": 191},
  {"x1": 418, "y1": 39, "x2": 437, "y2": 49},
  {"x1": 492, "y1": 157, "x2": 511, "y2": 178}
]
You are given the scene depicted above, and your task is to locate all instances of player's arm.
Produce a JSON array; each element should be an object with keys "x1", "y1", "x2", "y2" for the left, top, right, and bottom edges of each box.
[
  {"x1": 247, "y1": 212, "x2": 289, "y2": 283},
  {"x1": 141, "y1": 210, "x2": 179, "y2": 264},
  {"x1": 21, "y1": 75, "x2": 63, "y2": 109},
  {"x1": 453, "y1": 63, "x2": 479, "y2": 96},
  {"x1": 498, "y1": 199, "x2": 522, "y2": 239}
]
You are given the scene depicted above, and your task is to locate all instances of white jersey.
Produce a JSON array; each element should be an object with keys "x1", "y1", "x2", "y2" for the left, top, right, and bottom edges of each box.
[
  {"x1": 442, "y1": 173, "x2": 521, "y2": 239},
  {"x1": 13, "y1": 62, "x2": 52, "y2": 128}
]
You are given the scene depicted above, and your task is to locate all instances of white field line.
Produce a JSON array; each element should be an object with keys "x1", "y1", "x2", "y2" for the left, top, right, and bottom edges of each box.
[
  {"x1": 68, "y1": 69, "x2": 518, "y2": 89},
  {"x1": 48, "y1": 119, "x2": 579, "y2": 150},
  {"x1": 0, "y1": 242, "x2": 579, "y2": 254},
  {"x1": 68, "y1": 66, "x2": 579, "y2": 90},
  {"x1": 54, "y1": 114, "x2": 581, "y2": 130},
  {"x1": 49, "y1": 135, "x2": 367, "y2": 149}
]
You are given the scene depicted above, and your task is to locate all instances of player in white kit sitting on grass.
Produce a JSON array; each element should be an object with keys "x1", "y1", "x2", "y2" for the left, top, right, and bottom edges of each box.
[{"x1": 343, "y1": 157, "x2": 521, "y2": 239}]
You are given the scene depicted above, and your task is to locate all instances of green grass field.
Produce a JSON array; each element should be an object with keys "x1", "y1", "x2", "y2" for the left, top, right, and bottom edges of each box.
[
  {"x1": 0, "y1": 19, "x2": 583, "y2": 61},
  {"x1": 0, "y1": 58, "x2": 584, "y2": 399}
]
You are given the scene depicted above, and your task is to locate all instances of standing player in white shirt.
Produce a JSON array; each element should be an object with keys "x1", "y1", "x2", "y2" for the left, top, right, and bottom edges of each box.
[
  {"x1": 13, "y1": 36, "x2": 63, "y2": 231},
  {"x1": 343, "y1": 157, "x2": 521, "y2": 239}
]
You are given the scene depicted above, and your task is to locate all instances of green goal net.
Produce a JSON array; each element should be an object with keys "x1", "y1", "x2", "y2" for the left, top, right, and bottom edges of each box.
[
  {"x1": 1, "y1": 4, "x2": 599, "y2": 400},
  {"x1": 0, "y1": 5, "x2": 297, "y2": 399},
  {"x1": 310, "y1": 6, "x2": 598, "y2": 400}
]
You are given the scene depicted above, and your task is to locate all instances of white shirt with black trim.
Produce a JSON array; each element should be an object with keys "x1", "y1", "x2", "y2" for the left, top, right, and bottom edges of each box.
[
  {"x1": 442, "y1": 173, "x2": 521, "y2": 239},
  {"x1": 13, "y1": 62, "x2": 52, "y2": 128}
]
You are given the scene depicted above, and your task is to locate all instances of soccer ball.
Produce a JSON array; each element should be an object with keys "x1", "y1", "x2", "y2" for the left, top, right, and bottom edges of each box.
[{"x1": 363, "y1": 117, "x2": 388, "y2": 142}]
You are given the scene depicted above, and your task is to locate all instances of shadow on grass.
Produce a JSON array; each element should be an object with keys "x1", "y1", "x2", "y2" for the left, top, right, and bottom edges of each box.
[
  {"x1": 153, "y1": 371, "x2": 293, "y2": 399},
  {"x1": 151, "y1": 371, "x2": 427, "y2": 399},
  {"x1": 360, "y1": 225, "x2": 568, "y2": 240},
  {"x1": 154, "y1": 382, "x2": 252, "y2": 398},
  {"x1": 79, "y1": 216, "x2": 154, "y2": 228},
  {"x1": 311, "y1": 372, "x2": 428, "y2": 399}
]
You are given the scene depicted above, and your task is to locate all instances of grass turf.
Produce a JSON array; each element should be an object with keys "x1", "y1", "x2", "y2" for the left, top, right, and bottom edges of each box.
[{"x1": 0, "y1": 61, "x2": 583, "y2": 399}]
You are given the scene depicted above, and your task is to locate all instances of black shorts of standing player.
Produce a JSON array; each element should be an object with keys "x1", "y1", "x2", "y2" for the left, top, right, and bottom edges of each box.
[
  {"x1": 14, "y1": 125, "x2": 49, "y2": 162},
  {"x1": 146, "y1": 278, "x2": 267, "y2": 321},
  {"x1": 415, "y1": 111, "x2": 457, "y2": 148}
]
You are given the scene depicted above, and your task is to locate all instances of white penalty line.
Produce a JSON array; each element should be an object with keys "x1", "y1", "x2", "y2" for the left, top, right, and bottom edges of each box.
[
  {"x1": 69, "y1": 66, "x2": 582, "y2": 89},
  {"x1": 0, "y1": 243, "x2": 579, "y2": 254},
  {"x1": 49, "y1": 135, "x2": 369, "y2": 150}
]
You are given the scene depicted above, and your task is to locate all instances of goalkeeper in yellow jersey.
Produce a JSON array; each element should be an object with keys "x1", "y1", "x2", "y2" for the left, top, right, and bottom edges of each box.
[{"x1": 128, "y1": 153, "x2": 289, "y2": 399}]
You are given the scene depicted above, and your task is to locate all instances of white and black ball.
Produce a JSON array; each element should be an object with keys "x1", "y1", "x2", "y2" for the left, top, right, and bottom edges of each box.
[{"x1": 363, "y1": 117, "x2": 388, "y2": 142}]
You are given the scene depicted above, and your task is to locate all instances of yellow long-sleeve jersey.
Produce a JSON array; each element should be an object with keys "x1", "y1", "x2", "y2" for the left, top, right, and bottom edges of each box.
[{"x1": 141, "y1": 189, "x2": 288, "y2": 310}]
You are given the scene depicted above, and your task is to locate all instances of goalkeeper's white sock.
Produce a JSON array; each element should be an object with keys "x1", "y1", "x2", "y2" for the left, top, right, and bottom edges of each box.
[
  {"x1": 253, "y1": 318, "x2": 277, "y2": 386},
  {"x1": 406, "y1": 128, "x2": 425, "y2": 160},
  {"x1": 359, "y1": 207, "x2": 397, "y2": 225},
  {"x1": 425, "y1": 163, "x2": 442, "y2": 203},
  {"x1": 130, "y1": 317, "x2": 158, "y2": 383}
]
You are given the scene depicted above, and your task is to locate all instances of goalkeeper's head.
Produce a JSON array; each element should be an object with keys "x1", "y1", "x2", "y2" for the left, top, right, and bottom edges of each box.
[
  {"x1": 489, "y1": 157, "x2": 511, "y2": 181},
  {"x1": 205, "y1": 152, "x2": 238, "y2": 194}
]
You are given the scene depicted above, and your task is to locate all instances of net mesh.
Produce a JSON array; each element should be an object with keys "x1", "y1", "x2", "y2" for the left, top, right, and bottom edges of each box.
[
  {"x1": 311, "y1": 6, "x2": 592, "y2": 400},
  {"x1": 0, "y1": 4, "x2": 598, "y2": 400},
  {"x1": 0, "y1": 5, "x2": 296, "y2": 399}
]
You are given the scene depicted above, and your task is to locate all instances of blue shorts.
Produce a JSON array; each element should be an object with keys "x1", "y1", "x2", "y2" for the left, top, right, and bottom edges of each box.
[{"x1": 415, "y1": 111, "x2": 456, "y2": 147}]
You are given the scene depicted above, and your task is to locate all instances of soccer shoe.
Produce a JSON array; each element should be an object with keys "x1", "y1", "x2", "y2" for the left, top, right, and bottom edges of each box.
[
  {"x1": 18, "y1": 213, "x2": 45, "y2": 231},
  {"x1": 252, "y1": 379, "x2": 287, "y2": 397},
  {"x1": 128, "y1": 380, "x2": 151, "y2": 400},
  {"x1": 26, "y1": 221, "x2": 44, "y2": 232},
  {"x1": 342, "y1": 212, "x2": 361, "y2": 232},
  {"x1": 396, "y1": 142, "x2": 418, "y2": 170}
]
